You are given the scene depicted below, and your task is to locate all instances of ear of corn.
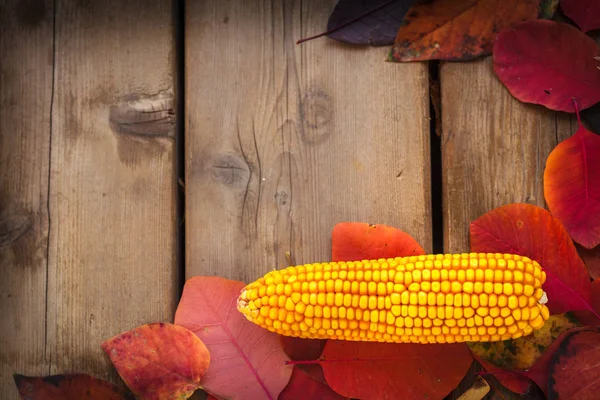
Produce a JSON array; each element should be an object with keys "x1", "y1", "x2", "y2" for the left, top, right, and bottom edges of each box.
[{"x1": 237, "y1": 253, "x2": 550, "y2": 344}]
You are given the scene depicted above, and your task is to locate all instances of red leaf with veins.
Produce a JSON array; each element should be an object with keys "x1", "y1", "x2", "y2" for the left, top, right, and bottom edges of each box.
[
  {"x1": 547, "y1": 329, "x2": 600, "y2": 398},
  {"x1": 470, "y1": 203, "x2": 593, "y2": 315},
  {"x1": 521, "y1": 326, "x2": 595, "y2": 397},
  {"x1": 544, "y1": 123, "x2": 600, "y2": 249},
  {"x1": 493, "y1": 20, "x2": 600, "y2": 112},
  {"x1": 175, "y1": 277, "x2": 292, "y2": 400}
]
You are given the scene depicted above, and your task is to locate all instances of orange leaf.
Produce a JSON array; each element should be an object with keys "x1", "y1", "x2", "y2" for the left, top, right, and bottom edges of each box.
[
  {"x1": 175, "y1": 276, "x2": 292, "y2": 400},
  {"x1": 470, "y1": 203, "x2": 592, "y2": 315},
  {"x1": 321, "y1": 341, "x2": 473, "y2": 400},
  {"x1": 13, "y1": 374, "x2": 133, "y2": 400},
  {"x1": 278, "y1": 367, "x2": 347, "y2": 400},
  {"x1": 331, "y1": 222, "x2": 425, "y2": 262},
  {"x1": 101, "y1": 322, "x2": 208, "y2": 400},
  {"x1": 389, "y1": 0, "x2": 539, "y2": 62},
  {"x1": 544, "y1": 124, "x2": 600, "y2": 249}
]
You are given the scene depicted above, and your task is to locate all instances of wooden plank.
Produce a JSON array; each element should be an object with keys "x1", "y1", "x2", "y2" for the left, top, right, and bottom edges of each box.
[
  {"x1": 440, "y1": 58, "x2": 573, "y2": 252},
  {"x1": 440, "y1": 57, "x2": 574, "y2": 400},
  {"x1": 0, "y1": 1, "x2": 54, "y2": 398},
  {"x1": 185, "y1": 0, "x2": 432, "y2": 282},
  {"x1": 45, "y1": 1, "x2": 177, "y2": 383}
]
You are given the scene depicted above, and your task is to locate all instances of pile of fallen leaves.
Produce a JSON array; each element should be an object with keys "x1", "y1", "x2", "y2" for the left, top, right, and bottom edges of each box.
[{"x1": 13, "y1": 1, "x2": 600, "y2": 399}]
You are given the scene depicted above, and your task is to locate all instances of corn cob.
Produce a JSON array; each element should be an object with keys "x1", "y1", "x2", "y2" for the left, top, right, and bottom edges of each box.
[{"x1": 237, "y1": 253, "x2": 550, "y2": 344}]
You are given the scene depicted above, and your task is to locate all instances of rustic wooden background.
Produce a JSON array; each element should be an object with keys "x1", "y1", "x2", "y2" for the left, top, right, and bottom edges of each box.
[{"x1": 0, "y1": 1, "x2": 573, "y2": 399}]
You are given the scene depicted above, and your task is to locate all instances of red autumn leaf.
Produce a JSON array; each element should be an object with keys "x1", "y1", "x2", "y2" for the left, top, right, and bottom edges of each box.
[
  {"x1": 321, "y1": 341, "x2": 473, "y2": 400},
  {"x1": 278, "y1": 367, "x2": 347, "y2": 400},
  {"x1": 571, "y1": 278, "x2": 600, "y2": 325},
  {"x1": 577, "y1": 244, "x2": 600, "y2": 280},
  {"x1": 174, "y1": 276, "x2": 292, "y2": 400},
  {"x1": 476, "y1": 358, "x2": 533, "y2": 395},
  {"x1": 469, "y1": 203, "x2": 592, "y2": 315},
  {"x1": 279, "y1": 336, "x2": 326, "y2": 384},
  {"x1": 13, "y1": 374, "x2": 134, "y2": 400},
  {"x1": 544, "y1": 123, "x2": 600, "y2": 249},
  {"x1": 493, "y1": 20, "x2": 600, "y2": 112},
  {"x1": 560, "y1": 0, "x2": 600, "y2": 32},
  {"x1": 521, "y1": 326, "x2": 594, "y2": 397},
  {"x1": 547, "y1": 329, "x2": 600, "y2": 399},
  {"x1": 389, "y1": 0, "x2": 539, "y2": 62},
  {"x1": 101, "y1": 322, "x2": 208, "y2": 400},
  {"x1": 331, "y1": 222, "x2": 425, "y2": 262},
  {"x1": 592, "y1": 278, "x2": 600, "y2": 313}
]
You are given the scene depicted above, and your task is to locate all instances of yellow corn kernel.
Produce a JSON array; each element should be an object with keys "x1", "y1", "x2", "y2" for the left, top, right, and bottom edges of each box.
[
  {"x1": 519, "y1": 295, "x2": 528, "y2": 308},
  {"x1": 409, "y1": 292, "x2": 418, "y2": 305},
  {"x1": 471, "y1": 295, "x2": 480, "y2": 309},
  {"x1": 427, "y1": 292, "x2": 436, "y2": 306},
  {"x1": 530, "y1": 315, "x2": 545, "y2": 329},
  {"x1": 359, "y1": 295, "x2": 368, "y2": 309},
  {"x1": 541, "y1": 305, "x2": 550, "y2": 320},
  {"x1": 476, "y1": 307, "x2": 489, "y2": 317}
]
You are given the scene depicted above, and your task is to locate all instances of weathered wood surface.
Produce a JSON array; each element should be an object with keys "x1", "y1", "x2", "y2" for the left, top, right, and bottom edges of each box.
[
  {"x1": 1, "y1": 1, "x2": 177, "y2": 398},
  {"x1": 440, "y1": 57, "x2": 573, "y2": 253},
  {"x1": 1, "y1": 1, "x2": 53, "y2": 397},
  {"x1": 185, "y1": 0, "x2": 432, "y2": 282}
]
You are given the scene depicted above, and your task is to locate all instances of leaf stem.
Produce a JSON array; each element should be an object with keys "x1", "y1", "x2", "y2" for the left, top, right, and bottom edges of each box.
[
  {"x1": 296, "y1": 0, "x2": 399, "y2": 45},
  {"x1": 573, "y1": 98, "x2": 582, "y2": 125},
  {"x1": 285, "y1": 355, "x2": 426, "y2": 365}
]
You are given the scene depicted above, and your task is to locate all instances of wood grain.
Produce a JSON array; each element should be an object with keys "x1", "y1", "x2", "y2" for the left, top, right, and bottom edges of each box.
[
  {"x1": 185, "y1": 0, "x2": 432, "y2": 282},
  {"x1": 44, "y1": 0, "x2": 177, "y2": 385},
  {"x1": 0, "y1": 1, "x2": 54, "y2": 398},
  {"x1": 441, "y1": 58, "x2": 573, "y2": 253}
]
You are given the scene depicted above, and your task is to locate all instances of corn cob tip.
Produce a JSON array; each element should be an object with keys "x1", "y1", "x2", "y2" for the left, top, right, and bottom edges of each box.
[{"x1": 238, "y1": 290, "x2": 254, "y2": 321}]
